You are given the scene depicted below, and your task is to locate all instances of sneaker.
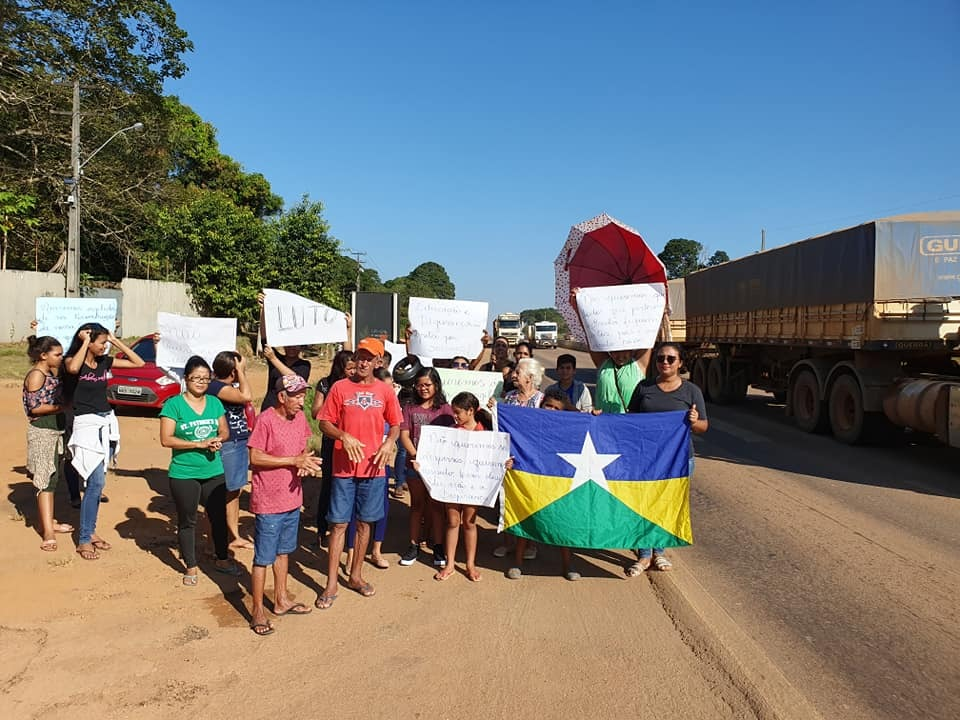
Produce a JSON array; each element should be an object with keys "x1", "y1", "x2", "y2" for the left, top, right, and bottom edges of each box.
[
  {"x1": 506, "y1": 567, "x2": 522, "y2": 580},
  {"x1": 398, "y1": 543, "x2": 419, "y2": 566},
  {"x1": 522, "y1": 545, "x2": 538, "y2": 560},
  {"x1": 432, "y1": 544, "x2": 447, "y2": 568},
  {"x1": 492, "y1": 545, "x2": 509, "y2": 558}
]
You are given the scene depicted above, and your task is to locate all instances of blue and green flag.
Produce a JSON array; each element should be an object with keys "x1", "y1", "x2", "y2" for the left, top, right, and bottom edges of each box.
[{"x1": 497, "y1": 404, "x2": 692, "y2": 550}]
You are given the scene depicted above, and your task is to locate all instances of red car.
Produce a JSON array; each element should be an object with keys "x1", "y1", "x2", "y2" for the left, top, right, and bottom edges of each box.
[{"x1": 107, "y1": 334, "x2": 182, "y2": 409}]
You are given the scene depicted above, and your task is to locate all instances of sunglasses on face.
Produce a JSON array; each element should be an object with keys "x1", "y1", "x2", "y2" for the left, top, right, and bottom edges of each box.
[{"x1": 656, "y1": 355, "x2": 678, "y2": 365}]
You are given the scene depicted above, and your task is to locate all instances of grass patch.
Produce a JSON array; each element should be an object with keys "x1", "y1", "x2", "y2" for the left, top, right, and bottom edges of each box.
[{"x1": 0, "y1": 342, "x2": 29, "y2": 380}]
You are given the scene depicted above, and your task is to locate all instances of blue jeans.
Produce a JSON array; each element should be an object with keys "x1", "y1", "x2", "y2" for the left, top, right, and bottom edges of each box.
[
  {"x1": 393, "y1": 446, "x2": 408, "y2": 488},
  {"x1": 347, "y1": 478, "x2": 390, "y2": 548},
  {"x1": 639, "y1": 456, "x2": 695, "y2": 558},
  {"x1": 327, "y1": 476, "x2": 387, "y2": 524},
  {"x1": 253, "y1": 508, "x2": 300, "y2": 566},
  {"x1": 220, "y1": 437, "x2": 249, "y2": 492},
  {"x1": 78, "y1": 460, "x2": 106, "y2": 545}
]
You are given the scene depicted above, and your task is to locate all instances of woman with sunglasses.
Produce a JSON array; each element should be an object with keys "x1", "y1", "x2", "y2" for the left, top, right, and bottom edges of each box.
[{"x1": 626, "y1": 342, "x2": 708, "y2": 574}]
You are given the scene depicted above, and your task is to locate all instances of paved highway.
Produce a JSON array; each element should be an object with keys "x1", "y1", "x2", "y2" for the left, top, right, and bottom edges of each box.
[{"x1": 528, "y1": 345, "x2": 960, "y2": 720}]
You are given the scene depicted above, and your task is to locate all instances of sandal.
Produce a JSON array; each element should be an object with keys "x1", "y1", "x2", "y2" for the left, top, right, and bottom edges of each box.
[
  {"x1": 53, "y1": 523, "x2": 74, "y2": 534},
  {"x1": 182, "y1": 573, "x2": 198, "y2": 586},
  {"x1": 653, "y1": 555, "x2": 673, "y2": 571},
  {"x1": 314, "y1": 593, "x2": 338, "y2": 610},
  {"x1": 347, "y1": 581, "x2": 376, "y2": 597},
  {"x1": 625, "y1": 558, "x2": 651, "y2": 577},
  {"x1": 370, "y1": 556, "x2": 390, "y2": 569},
  {"x1": 91, "y1": 539, "x2": 112, "y2": 551},
  {"x1": 273, "y1": 602, "x2": 312, "y2": 616},
  {"x1": 40, "y1": 539, "x2": 58, "y2": 552},
  {"x1": 76, "y1": 547, "x2": 100, "y2": 561},
  {"x1": 250, "y1": 622, "x2": 274, "y2": 636}
]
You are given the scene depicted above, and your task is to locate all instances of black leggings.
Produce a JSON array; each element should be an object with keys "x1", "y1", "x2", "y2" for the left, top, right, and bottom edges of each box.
[{"x1": 169, "y1": 474, "x2": 228, "y2": 569}]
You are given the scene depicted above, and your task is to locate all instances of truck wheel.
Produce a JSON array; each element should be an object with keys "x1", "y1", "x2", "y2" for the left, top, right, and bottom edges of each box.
[
  {"x1": 728, "y1": 365, "x2": 748, "y2": 402},
  {"x1": 707, "y1": 358, "x2": 731, "y2": 404},
  {"x1": 691, "y1": 360, "x2": 709, "y2": 399},
  {"x1": 792, "y1": 370, "x2": 828, "y2": 433},
  {"x1": 828, "y1": 374, "x2": 865, "y2": 444}
]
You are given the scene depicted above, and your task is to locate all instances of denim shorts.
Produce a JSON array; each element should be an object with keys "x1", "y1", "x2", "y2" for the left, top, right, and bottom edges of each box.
[
  {"x1": 220, "y1": 437, "x2": 250, "y2": 492},
  {"x1": 327, "y1": 476, "x2": 387, "y2": 524},
  {"x1": 253, "y1": 508, "x2": 300, "y2": 566}
]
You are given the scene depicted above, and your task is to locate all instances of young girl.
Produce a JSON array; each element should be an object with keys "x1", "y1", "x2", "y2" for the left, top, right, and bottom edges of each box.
[
  {"x1": 64, "y1": 322, "x2": 145, "y2": 560},
  {"x1": 398, "y1": 367, "x2": 454, "y2": 568},
  {"x1": 160, "y1": 355, "x2": 238, "y2": 585},
  {"x1": 23, "y1": 335, "x2": 72, "y2": 551},
  {"x1": 429, "y1": 392, "x2": 495, "y2": 582}
]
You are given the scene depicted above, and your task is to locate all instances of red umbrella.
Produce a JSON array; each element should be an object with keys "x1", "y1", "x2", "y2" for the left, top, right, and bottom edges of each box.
[{"x1": 555, "y1": 213, "x2": 667, "y2": 342}]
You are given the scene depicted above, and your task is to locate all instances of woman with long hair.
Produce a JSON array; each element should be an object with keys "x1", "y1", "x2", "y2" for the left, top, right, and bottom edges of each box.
[
  {"x1": 160, "y1": 355, "x2": 238, "y2": 585},
  {"x1": 398, "y1": 367, "x2": 454, "y2": 568},
  {"x1": 64, "y1": 322, "x2": 144, "y2": 560},
  {"x1": 23, "y1": 335, "x2": 72, "y2": 551}
]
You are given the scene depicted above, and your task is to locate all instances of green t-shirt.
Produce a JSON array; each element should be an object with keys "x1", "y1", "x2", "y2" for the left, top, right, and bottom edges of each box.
[
  {"x1": 160, "y1": 393, "x2": 226, "y2": 480},
  {"x1": 595, "y1": 358, "x2": 644, "y2": 414}
]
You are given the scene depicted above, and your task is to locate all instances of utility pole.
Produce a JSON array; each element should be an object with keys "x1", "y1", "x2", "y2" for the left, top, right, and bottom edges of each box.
[
  {"x1": 348, "y1": 250, "x2": 367, "y2": 292},
  {"x1": 66, "y1": 79, "x2": 81, "y2": 297}
]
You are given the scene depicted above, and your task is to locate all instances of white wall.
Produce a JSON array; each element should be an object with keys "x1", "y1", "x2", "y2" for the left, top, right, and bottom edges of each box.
[{"x1": 0, "y1": 270, "x2": 65, "y2": 342}]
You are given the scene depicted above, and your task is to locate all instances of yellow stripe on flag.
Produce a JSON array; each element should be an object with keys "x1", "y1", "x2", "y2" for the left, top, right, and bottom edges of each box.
[
  {"x1": 502, "y1": 469, "x2": 571, "y2": 529},
  {"x1": 607, "y1": 476, "x2": 693, "y2": 544}
]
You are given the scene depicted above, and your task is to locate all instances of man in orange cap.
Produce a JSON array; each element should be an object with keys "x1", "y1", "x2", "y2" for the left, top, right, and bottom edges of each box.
[{"x1": 316, "y1": 337, "x2": 402, "y2": 608}]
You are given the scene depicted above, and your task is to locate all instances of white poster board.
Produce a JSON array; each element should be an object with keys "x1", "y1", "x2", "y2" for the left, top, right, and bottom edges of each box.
[
  {"x1": 408, "y1": 297, "x2": 487, "y2": 359},
  {"x1": 263, "y1": 288, "x2": 347, "y2": 347},
  {"x1": 417, "y1": 425, "x2": 511, "y2": 507},
  {"x1": 576, "y1": 283, "x2": 666, "y2": 351},
  {"x1": 36, "y1": 297, "x2": 117, "y2": 352},
  {"x1": 156, "y1": 312, "x2": 237, "y2": 368},
  {"x1": 436, "y1": 368, "x2": 503, "y2": 406}
]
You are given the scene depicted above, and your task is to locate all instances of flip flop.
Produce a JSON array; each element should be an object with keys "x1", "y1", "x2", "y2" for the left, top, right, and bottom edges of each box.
[
  {"x1": 314, "y1": 594, "x2": 338, "y2": 610},
  {"x1": 53, "y1": 523, "x2": 74, "y2": 534},
  {"x1": 370, "y1": 556, "x2": 390, "y2": 569},
  {"x1": 76, "y1": 547, "x2": 100, "y2": 561},
  {"x1": 433, "y1": 570, "x2": 454, "y2": 581},
  {"x1": 182, "y1": 574, "x2": 198, "y2": 586},
  {"x1": 347, "y1": 581, "x2": 375, "y2": 597},
  {"x1": 91, "y1": 539, "x2": 112, "y2": 551},
  {"x1": 250, "y1": 622, "x2": 274, "y2": 636},
  {"x1": 40, "y1": 539, "x2": 58, "y2": 552},
  {"x1": 274, "y1": 602, "x2": 312, "y2": 616}
]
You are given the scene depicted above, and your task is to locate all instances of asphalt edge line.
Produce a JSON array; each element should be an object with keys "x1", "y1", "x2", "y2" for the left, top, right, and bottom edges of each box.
[{"x1": 648, "y1": 558, "x2": 825, "y2": 720}]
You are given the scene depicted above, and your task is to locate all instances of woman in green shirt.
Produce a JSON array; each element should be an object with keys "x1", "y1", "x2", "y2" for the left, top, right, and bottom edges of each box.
[{"x1": 160, "y1": 355, "x2": 239, "y2": 585}]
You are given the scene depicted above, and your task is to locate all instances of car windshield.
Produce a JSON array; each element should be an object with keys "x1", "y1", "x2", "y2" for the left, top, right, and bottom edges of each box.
[{"x1": 132, "y1": 338, "x2": 156, "y2": 363}]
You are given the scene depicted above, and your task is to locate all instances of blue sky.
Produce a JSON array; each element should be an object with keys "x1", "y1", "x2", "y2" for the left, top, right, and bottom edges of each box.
[{"x1": 166, "y1": 1, "x2": 959, "y2": 321}]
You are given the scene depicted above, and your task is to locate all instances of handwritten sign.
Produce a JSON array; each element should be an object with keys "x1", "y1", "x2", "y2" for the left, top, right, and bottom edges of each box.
[
  {"x1": 576, "y1": 283, "x2": 666, "y2": 351},
  {"x1": 417, "y1": 425, "x2": 511, "y2": 507},
  {"x1": 436, "y1": 368, "x2": 503, "y2": 407},
  {"x1": 263, "y1": 288, "x2": 347, "y2": 347},
  {"x1": 35, "y1": 298, "x2": 117, "y2": 352},
  {"x1": 156, "y1": 312, "x2": 237, "y2": 368},
  {"x1": 408, "y1": 297, "x2": 487, "y2": 359}
]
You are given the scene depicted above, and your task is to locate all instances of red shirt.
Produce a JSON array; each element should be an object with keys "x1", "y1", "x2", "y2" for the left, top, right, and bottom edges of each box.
[
  {"x1": 318, "y1": 377, "x2": 402, "y2": 478},
  {"x1": 247, "y1": 407, "x2": 312, "y2": 514}
]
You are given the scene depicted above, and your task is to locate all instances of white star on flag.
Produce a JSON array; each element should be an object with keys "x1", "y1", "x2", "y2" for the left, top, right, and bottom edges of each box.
[{"x1": 557, "y1": 432, "x2": 621, "y2": 494}]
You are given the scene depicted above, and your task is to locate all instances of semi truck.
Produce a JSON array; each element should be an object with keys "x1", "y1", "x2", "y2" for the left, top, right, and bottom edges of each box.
[
  {"x1": 524, "y1": 320, "x2": 559, "y2": 348},
  {"x1": 493, "y1": 312, "x2": 523, "y2": 345},
  {"x1": 680, "y1": 212, "x2": 960, "y2": 447}
]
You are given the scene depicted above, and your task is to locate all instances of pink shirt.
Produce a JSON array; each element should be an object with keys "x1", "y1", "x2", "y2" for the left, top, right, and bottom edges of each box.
[
  {"x1": 318, "y1": 377, "x2": 402, "y2": 478},
  {"x1": 247, "y1": 407, "x2": 312, "y2": 515}
]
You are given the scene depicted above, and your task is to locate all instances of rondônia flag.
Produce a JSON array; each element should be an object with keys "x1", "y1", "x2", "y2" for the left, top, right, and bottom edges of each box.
[{"x1": 497, "y1": 404, "x2": 692, "y2": 550}]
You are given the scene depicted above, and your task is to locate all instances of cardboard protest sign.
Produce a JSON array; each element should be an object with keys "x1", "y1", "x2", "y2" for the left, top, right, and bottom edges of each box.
[
  {"x1": 408, "y1": 297, "x2": 487, "y2": 359},
  {"x1": 263, "y1": 288, "x2": 347, "y2": 347},
  {"x1": 436, "y1": 368, "x2": 503, "y2": 407},
  {"x1": 416, "y1": 425, "x2": 511, "y2": 507},
  {"x1": 576, "y1": 284, "x2": 666, "y2": 351},
  {"x1": 156, "y1": 312, "x2": 236, "y2": 368},
  {"x1": 36, "y1": 297, "x2": 117, "y2": 352}
]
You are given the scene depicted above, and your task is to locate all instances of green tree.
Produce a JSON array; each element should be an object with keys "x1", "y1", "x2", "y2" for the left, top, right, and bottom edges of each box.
[
  {"x1": 385, "y1": 261, "x2": 456, "y2": 329},
  {"x1": 264, "y1": 196, "x2": 344, "y2": 307},
  {"x1": 519, "y1": 307, "x2": 569, "y2": 335},
  {"x1": 144, "y1": 191, "x2": 270, "y2": 322},
  {"x1": 658, "y1": 238, "x2": 704, "y2": 279},
  {"x1": 0, "y1": 191, "x2": 39, "y2": 270},
  {"x1": 707, "y1": 250, "x2": 729, "y2": 266}
]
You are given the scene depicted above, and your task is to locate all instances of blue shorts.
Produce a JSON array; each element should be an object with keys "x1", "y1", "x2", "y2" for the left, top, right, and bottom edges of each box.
[
  {"x1": 327, "y1": 476, "x2": 387, "y2": 524},
  {"x1": 220, "y1": 437, "x2": 249, "y2": 492},
  {"x1": 253, "y1": 508, "x2": 299, "y2": 566}
]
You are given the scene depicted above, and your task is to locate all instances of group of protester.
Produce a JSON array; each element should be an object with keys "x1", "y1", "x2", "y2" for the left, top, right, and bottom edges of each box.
[{"x1": 21, "y1": 288, "x2": 708, "y2": 636}]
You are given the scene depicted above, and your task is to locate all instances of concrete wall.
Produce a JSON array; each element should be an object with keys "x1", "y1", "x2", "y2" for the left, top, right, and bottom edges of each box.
[
  {"x1": 120, "y1": 278, "x2": 196, "y2": 338},
  {"x1": 0, "y1": 270, "x2": 65, "y2": 342},
  {"x1": 0, "y1": 271, "x2": 197, "y2": 342}
]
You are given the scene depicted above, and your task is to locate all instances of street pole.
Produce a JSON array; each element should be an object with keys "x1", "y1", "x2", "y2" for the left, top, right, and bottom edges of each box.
[{"x1": 66, "y1": 79, "x2": 81, "y2": 297}]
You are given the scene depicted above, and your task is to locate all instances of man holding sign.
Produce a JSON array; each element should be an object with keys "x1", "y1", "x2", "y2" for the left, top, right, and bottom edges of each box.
[{"x1": 316, "y1": 338, "x2": 402, "y2": 608}]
